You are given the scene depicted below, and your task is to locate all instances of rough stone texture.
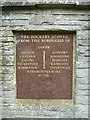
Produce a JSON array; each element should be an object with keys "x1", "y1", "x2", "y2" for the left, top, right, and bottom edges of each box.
[
  {"x1": 0, "y1": 2, "x2": 2, "y2": 119},
  {"x1": 0, "y1": 0, "x2": 90, "y2": 6},
  {"x1": 0, "y1": 1, "x2": 89, "y2": 119}
]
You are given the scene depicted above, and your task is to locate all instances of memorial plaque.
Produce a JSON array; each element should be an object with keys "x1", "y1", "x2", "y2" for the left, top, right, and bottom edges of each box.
[{"x1": 16, "y1": 31, "x2": 74, "y2": 99}]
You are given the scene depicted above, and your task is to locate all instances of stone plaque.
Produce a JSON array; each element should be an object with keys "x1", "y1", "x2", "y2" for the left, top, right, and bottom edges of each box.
[{"x1": 16, "y1": 31, "x2": 74, "y2": 99}]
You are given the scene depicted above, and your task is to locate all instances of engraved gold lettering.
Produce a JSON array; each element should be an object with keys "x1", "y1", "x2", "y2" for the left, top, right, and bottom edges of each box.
[
  {"x1": 51, "y1": 59, "x2": 67, "y2": 62},
  {"x1": 21, "y1": 39, "x2": 29, "y2": 43},
  {"x1": 31, "y1": 35, "x2": 38, "y2": 39},
  {"x1": 21, "y1": 35, "x2": 29, "y2": 39},
  {"x1": 20, "y1": 55, "x2": 36, "y2": 58},
  {"x1": 17, "y1": 62, "x2": 38, "y2": 66},
  {"x1": 21, "y1": 51, "x2": 35, "y2": 54},
  {"x1": 52, "y1": 51, "x2": 68, "y2": 54},
  {"x1": 37, "y1": 46, "x2": 50, "y2": 49},
  {"x1": 51, "y1": 55, "x2": 69, "y2": 58},
  {"x1": 32, "y1": 39, "x2": 40, "y2": 42},
  {"x1": 51, "y1": 63, "x2": 69, "y2": 66},
  {"x1": 41, "y1": 39, "x2": 64, "y2": 43},
  {"x1": 26, "y1": 70, "x2": 61, "y2": 74},
  {"x1": 50, "y1": 66, "x2": 70, "y2": 69},
  {"x1": 19, "y1": 66, "x2": 38, "y2": 70}
]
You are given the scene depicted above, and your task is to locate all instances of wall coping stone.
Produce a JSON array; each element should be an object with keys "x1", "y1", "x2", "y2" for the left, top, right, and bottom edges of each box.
[{"x1": 0, "y1": 0, "x2": 90, "y2": 7}]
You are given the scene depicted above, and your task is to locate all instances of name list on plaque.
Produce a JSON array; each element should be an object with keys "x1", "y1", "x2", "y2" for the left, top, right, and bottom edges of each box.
[{"x1": 16, "y1": 32, "x2": 74, "y2": 99}]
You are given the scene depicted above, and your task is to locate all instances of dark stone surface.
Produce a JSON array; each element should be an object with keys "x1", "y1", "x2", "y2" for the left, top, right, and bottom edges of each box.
[{"x1": 16, "y1": 31, "x2": 74, "y2": 99}]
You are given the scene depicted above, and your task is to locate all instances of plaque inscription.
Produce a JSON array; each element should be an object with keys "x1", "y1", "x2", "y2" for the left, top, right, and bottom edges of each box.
[{"x1": 16, "y1": 32, "x2": 74, "y2": 99}]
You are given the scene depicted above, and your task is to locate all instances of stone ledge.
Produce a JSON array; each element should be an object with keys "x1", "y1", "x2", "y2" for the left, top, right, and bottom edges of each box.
[
  {"x1": 0, "y1": 0, "x2": 90, "y2": 7},
  {"x1": 1, "y1": 118, "x2": 89, "y2": 120}
]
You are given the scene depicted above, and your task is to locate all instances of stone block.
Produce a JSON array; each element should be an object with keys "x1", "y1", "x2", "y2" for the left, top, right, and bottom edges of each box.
[
  {"x1": 54, "y1": 20, "x2": 80, "y2": 26},
  {"x1": 2, "y1": 98, "x2": 15, "y2": 105},
  {"x1": 59, "y1": 112, "x2": 74, "y2": 118},
  {"x1": 76, "y1": 69, "x2": 88, "y2": 78},
  {"x1": 0, "y1": 49, "x2": 3, "y2": 56},
  {"x1": 77, "y1": 45, "x2": 88, "y2": 53},
  {"x1": 16, "y1": 110, "x2": 39, "y2": 118},
  {"x1": 77, "y1": 39, "x2": 89, "y2": 46},
  {"x1": 75, "y1": 96, "x2": 88, "y2": 105},
  {"x1": 0, "y1": 56, "x2": 2, "y2": 65},
  {"x1": 1, "y1": 0, "x2": 90, "y2": 6},
  {"x1": 52, "y1": 9, "x2": 89, "y2": 15},
  {"x1": 0, "y1": 66, "x2": 15, "y2": 74},
  {"x1": 80, "y1": 21, "x2": 88, "y2": 29},
  {"x1": 77, "y1": 55, "x2": 88, "y2": 62},
  {"x1": 0, "y1": 74, "x2": 2, "y2": 81},
  {"x1": 55, "y1": 15, "x2": 88, "y2": 21},
  {"x1": 2, "y1": 13, "x2": 29, "y2": 20},
  {"x1": 76, "y1": 89, "x2": 88, "y2": 96},
  {"x1": 39, "y1": 110, "x2": 59, "y2": 117},
  {"x1": 2, "y1": 105, "x2": 16, "y2": 118},
  {"x1": 10, "y1": 19, "x2": 29, "y2": 26},
  {"x1": 2, "y1": 90, "x2": 15, "y2": 98},
  {"x1": 0, "y1": 30, "x2": 13, "y2": 37},
  {"x1": 2, "y1": 42, "x2": 14, "y2": 48},
  {"x1": 42, "y1": 105, "x2": 63, "y2": 111},
  {"x1": 75, "y1": 111, "x2": 88, "y2": 118},
  {"x1": 76, "y1": 61, "x2": 88, "y2": 68},
  {"x1": 77, "y1": 30, "x2": 89, "y2": 40},
  {"x1": 75, "y1": 104, "x2": 88, "y2": 112},
  {"x1": 2, "y1": 73, "x2": 15, "y2": 81},
  {"x1": 2, "y1": 20, "x2": 11, "y2": 26},
  {"x1": 75, "y1": 105, "x2": 88, "y2": 118},
  {"x1": 2, "y1": 80, "x2": 16, "y2": 91},
  {"x1": 10, "y1": 24, "x2": 81, "y2": 31},
  {"x1": 2, "y1": 49, "x2": 15, "y2": 56},
  {"x1": 0, "y1": 31, "x2": 6, "y2": 37},
  {"x1": 29, "y1": 15, "x2": 43, "y2": 25},
  {"x1": 2, "y1": 56, "x2": 15, "y2": 65},
  {"x1": 29, "y1": 15, "x2": 55, "y2": 25},
  {"x1": 0, "y1": 85, "x2": 2, "y2": 97},
  {"x1": 0, "y1": 27, "x2": 6, "y2": 31},
  {"x1": 0, "y1": 42, "x2": 2, "y2": 47},
  {"x1": 76, "y1": 83, "x2": 88, "y2": 90},
  {"x1": 1, "y1": 37, "x2": 14, "y2": 42},
  {"x1": 76, "y1": 78, "x2": 88, "y2": 84},
  {"x1": 85, "y1": 51, "x2": 90, "y2": 57}
]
